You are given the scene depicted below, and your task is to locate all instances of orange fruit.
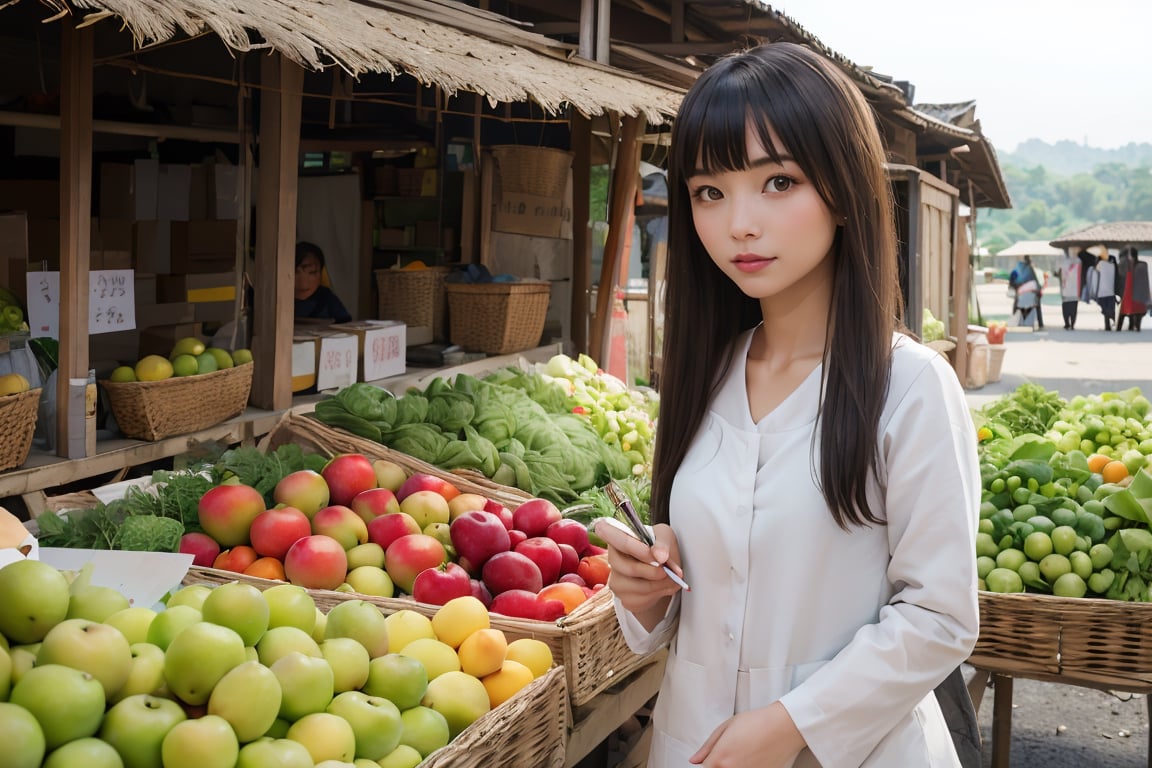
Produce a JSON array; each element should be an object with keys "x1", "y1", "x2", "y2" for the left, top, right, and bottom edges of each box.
[
  {"x1": 214, "y1": 545, "x2": 259, "y2": 573},
  {"x1": 576, "y1": 555, "x2": 611, "y2": 588},
  {"x1": 1102, "y1": 460, "x2": 1129, "y2": 485},
  {"x1": 537, "y1": 582, "x2": 588, "y2": 615},
  {"x1": 244, "y1": 556, "x2": 287, "y2": 581},
  {"x1": 1087, "y1": 453, "x2": 1111, "y2": 474}
]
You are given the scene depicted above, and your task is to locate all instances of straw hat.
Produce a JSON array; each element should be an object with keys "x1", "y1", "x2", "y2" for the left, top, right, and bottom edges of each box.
[{"x1": 1088, "y1": 244, "x2": 1109, "y2": 258}]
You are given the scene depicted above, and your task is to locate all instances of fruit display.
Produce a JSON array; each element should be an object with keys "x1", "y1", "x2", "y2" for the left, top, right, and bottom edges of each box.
[
  {"x1": 976, "y1": 384, "x2": 1152, "y2": 601},
  {"x1": 109, "y1": 337, "x2": 254, "y2": 383},
  {"x1": 0, "y1": 557, "x2": 557, "y2": 768},
  {"x1": 0, "y1": 285, "x2": 28, "y2": 333},
  {"x1": 0, "y1": 371, "x2": 32, "y2": 396}
]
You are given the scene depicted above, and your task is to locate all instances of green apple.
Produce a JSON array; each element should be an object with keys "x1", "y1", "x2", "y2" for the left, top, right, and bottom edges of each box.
[
  {"x1": 398, "y1": 705, "x2": 450, "y2": 758},
  {"x1": 8, "y1": 644, "x2": 37, "y2": 685},
  {"x1": 400, "y1": 491, "x2": 450, "y2": 530},
  {"x1": 166, "y1": 585, "x2": 212, "y2": 611},
  {"x1": 10, "y1": 664, "x2": 106, "y2": 749},
  {"x1": 236, "y1": 737, "x2": 313, "y2": 768},
  {"x1": 372, "y1": 460, "x2": 407, "y2": 492},
  {"x1": 0, "y1": 559, "x2": 71, "y2": 644},
  {"x1": 324, "y1": 599, "x2": 389, "y2": 658},
  {"x1": 37, "y1": 618, "x2": 133, "y2": 699},
  {"x1": 100, "y1": 694, "x2": 186, "y2": 768},
  {"x1": 270, "y1": 650, "x2": 335, "y2": 721},
  {"x1": 257, "y1": 625, "x2": 323, "y2": 666},
  {"x1": 354, "y1": 760, "x2": 380, "y2": 768},
  {"x1": 327, "y1": 690, "x2": 403, "y2": 760},
  {"x1": 320, "y1": 637, "x2": 371, "y2": 693},
  {"x1": 111, "y1": 642, "x2": 167, "y2": 703},
  {"x1": 244, "y1": 646, "x2": 259, "y2": 663},
  {"x1": 363, "y1": 653, "x2": 428, "y2": 710},
  {"x1": 104, "y1": 607, "x2": 158, "y2": 645},
  {"x1": 346, "y1": 542, "x2": 386, "y2": 570},
  {"x1": 0, "y1": 701, "x2": 45, "y2": 768},
  {"x1": 160, "y1": 714, "x2": 239, "y2": 768},
  {"x1": 42, "y1": 736, "x2": 124, "y2": 768},
  {"x1": 421, "y1": 669, "x2": 491, "y2": 738},
  {"x1": 262, "y1": 584, "x2": 317, "y2": 633},
  {"x1": 311, "y1": 608, "x2": 328, "y2": 644},
  {"x1": 384, "y1": 610, "x2": 436, "y2": 653},
  {"x1": 285, "y1": 712, "x2": 356, "y2": 764},
  {"x1": 146, "y1": 605, "x2": 202, "y2": 651},
  {"x1": 265, "y1": 718, "x2": 291, "y2": 738},
  {"x1": 163, "y1": 621, "x2": 247, "y2": 705},
  {"x1": 200, "y1": 581, "x2": 270, "y2": 647},
  {"x1": 0, "y1": 645, "x2": 10, "y2": 701},
  {"x1": 67, "y1": 584, "x2": 131, "y2": 622},
  {"x1": 378, "y1": 744, "x2": 424, "y2": 768},
  {"x1": 207, "y1": 660, "x2": 283, "y2": 742},
  {"x1": 345, "y1": 565, "x2": 394, "y2": 597}
]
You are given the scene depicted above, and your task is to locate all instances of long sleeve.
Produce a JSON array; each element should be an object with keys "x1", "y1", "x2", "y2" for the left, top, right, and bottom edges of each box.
[
  {"x1": 778, "y1": 352, "x2": 980, "y2": 767},
  {"x1": 613, "y1": 593, "x2": 680, "y2": 656}
]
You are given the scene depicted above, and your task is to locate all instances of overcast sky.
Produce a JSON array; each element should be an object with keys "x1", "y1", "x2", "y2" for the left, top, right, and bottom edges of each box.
[{"x1": 775, "y1": 0, "x2": 1151, "y2": 153}]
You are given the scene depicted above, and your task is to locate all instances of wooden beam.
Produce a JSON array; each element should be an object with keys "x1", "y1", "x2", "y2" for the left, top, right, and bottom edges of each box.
[
  {"x1": 591, "y1": 115, "x2": 643, "y2": 364},
  {"x1": 56, "y1": 22, "x2": 94, "y2": 458},
  {"x1": 670, "y1": 0, "x2": 685, "y2": 42},
  {"x1": 571, "y1": 112, "x2": 592, "y2": 353},
  {"x1": 251, "y1": 53, "x2": 304, "y2": 411}
]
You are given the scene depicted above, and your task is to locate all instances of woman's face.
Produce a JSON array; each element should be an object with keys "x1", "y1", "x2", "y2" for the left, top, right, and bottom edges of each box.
[
  {"x1": 687, "y1": 122, "x2": 837, "y2": 304},
  {"x1": 295, "y1": 254, "x2": 323, "y2": 298}
]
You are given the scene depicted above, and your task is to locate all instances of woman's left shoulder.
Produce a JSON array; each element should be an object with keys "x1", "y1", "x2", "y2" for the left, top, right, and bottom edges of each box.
[{"x1": 887, "y1": 333, "x2": 965, "y2": 403}]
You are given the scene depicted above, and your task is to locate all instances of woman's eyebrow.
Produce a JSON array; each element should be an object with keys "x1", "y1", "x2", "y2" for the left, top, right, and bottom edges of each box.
[{"x1": 689, "y1": 153, "x2": 794, "y2": 178}]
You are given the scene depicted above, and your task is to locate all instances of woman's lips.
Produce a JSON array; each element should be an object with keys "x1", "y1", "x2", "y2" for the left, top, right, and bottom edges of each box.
[{"x1": 733, "y1": 255, "x2": 775, "y2": 273}]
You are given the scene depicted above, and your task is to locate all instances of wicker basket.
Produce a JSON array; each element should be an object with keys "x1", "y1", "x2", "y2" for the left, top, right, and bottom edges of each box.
[
  {"x1": 970, "y1": 590, "x2": 1152, "y2": 690},
  {"x1": 0, "y1": 387, "x2": 40, "y2": 472},
  {"x1": 258, "y1": 413, "x2": 664, "y2": 706},
  {"x1": 445, "y1": 281, "x2": 550, "y2": 355},
  {"x1": 491, "y1": 145, "x2": 573, "y2": 199},
  {"x1": 101, "y1": 362, "x2": 253, "y2": 441},
  {"x1": 375, "y1": 266, "x2": 450, "y2": 341}
]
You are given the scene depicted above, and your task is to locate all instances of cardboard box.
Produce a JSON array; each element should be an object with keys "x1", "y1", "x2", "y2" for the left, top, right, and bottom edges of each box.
[
  {"x1": 157, "y1": 272, "x2": 236, "y2": 304},
  {"x1": 0, "y1": 211, "x2": 28, "y2": 301},
  {"x1": 90, "y1": 329, "x2": 140, "y2": 366},
  {"x1": 134, "y1": 220, "x2": 171, "y2": 274},
  {"x1": 91, "y1": 250, "x2": 132, "y2": 270},
  {"x1": 291, "y1": 337, "x2": 317, "y2": 392},
  {"x1": 188, "y1": 164, "x2": 208, "y2": 221},
  {"x1": 170, "y1": 220, "x2": 238, "y2": 273},
  {"x1": 333, "y1": 321, "x2": 406, "y2": 381},
  {"x1": 134, "y1": 159, "x2": 159, "y2": 220},
  {"x1": 135, "y1": 302, "x2": 195, "y2": 329},
  {"x1": 193, "y1": 301, "x2": 235, "y2": 324},
  {"x1": 99, "y1": 163, "x2": 135, "y2": 220},
  {"x1": 0, "y1": 179, "x2": 59, "y2": 219},
  {"x1": 26, "y1": 218, "x2": 59, "y2": 269},
  {"x1": 308, "y1": 331, "x2": 359, "y2": 391},
  {"x1": 97, "y1": 219, "x2": 135, "y2": 253},
  {"x1": 139, "y1": 322, "x2": 202, "y2": 358},
  {"x1": 134, "y1": 273, "x2": 158, "y2": 304},
  {"x1": 208, "y1": 164, "x2": 241, "y2": 221},
  {"x1": 156, "y1": 165, "x2": 193, "y2": 222}
]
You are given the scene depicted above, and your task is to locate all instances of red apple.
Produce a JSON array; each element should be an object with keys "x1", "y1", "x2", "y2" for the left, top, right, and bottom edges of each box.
[
  {"x1": 585, "y1": 544, "x2": 608, "y2": 556},
  {"x1": 507, "y1": 529, "x2": 528, "y2": 548},
  {"x1": 558, "y1": 573, "x2": 587, "y2": 587},
  {"x1": 482, "y1": 551, "x2": 543, "y2": 596},
  {"x1": 384, "y1": 534, "x2": 447, "y2": 595},
  {"x1": 273, "y1": 470, "x2": 331, "y2": 518},
  {"x1": 488, "y1": 589, "x2": 542, "y2": 620},
  {"x1": 411, "y1": 562, "x2": 472, "y2": 606},
  {"x1": 536, "y1": 597, "x2": 567, "y2": 622},
  {"x1": 484, "y1": 500, "x2": 515, "y2": 531},
  {"x1": 321, "y1": 454, "x2": 378, "y2": 507},
  {"x1": 396, "y1": 473, "x2": 460, "y2": 503},
  {"x1": 366, "y1": 512, "x2": 421, "y2": 551},
  {"x1": 250, "y1": 506, "x2": 313, "y2": 560},
  {"x1": 284, "y1": 534, "x2": 348, "y2": 590},
  {"x1": 512, "y1": 498, "x2": 561, "y2": 538},
  {"x1": 197, "y1": 483, "x2": 266, "y2": 547},
  {"x1": 469, "y1": 579, "x2": 493, "y2": 609},
  {"x1": 545, "y1": 519, "x2": 591, "y2": 556},
  {"x1": 449, "y1": 511, "x2": 511, "y2": 574},
  {"x1": 515, "y1": 537, "x2": 563, "y2": 585},
  {"x1": 311, "y1": 505, "x2": 369, "y2": 550},
  {"x1": 349, "y1": 487, "x2": 401, "y2": 525},
  {"x1": 556, "y1": 543, "x2": 580, "y2": 576},
  {"x1": 179, "y1": 532, "x2": 221, "y2": 567}
]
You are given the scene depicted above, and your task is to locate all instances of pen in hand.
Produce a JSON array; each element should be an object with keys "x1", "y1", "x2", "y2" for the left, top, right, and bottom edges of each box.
[{"x1": 601, "y1": 482, "x2": 691, "y2": 592}]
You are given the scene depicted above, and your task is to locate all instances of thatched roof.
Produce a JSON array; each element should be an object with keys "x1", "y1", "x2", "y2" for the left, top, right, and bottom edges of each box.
[
  {"x1": 1049, "y1": 222, "x2": 1152, "y2": 249},
  {"x1": 14, "y1": 0, "x2": 684, "y2": 124}
]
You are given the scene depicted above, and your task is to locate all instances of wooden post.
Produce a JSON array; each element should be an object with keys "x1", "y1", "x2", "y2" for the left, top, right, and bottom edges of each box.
[
  {"x1": 571, "y1": 112, "x2": 592, "y2": 353},
  {"x1": 591, "y1": 115, "x2": 642, "y2": 365},
  {"x1": 57, "y1": 22, "x2": 94, "y2": 457},
  {"x1": 251, "y1": 53, "x2": 303, "y2": 411},
  {"x1": 990, "y1": 673, "x2": 1013, "y2": 767}
]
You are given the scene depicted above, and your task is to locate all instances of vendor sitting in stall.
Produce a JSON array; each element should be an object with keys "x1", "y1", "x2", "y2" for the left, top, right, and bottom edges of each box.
[{"x1": 294, "y1": 241, "x2": 351, "y2": 324}]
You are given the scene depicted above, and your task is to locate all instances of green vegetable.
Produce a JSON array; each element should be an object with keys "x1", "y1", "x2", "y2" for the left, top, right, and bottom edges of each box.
[{"x1": 116, "y1": 515, "x2": 184, "y2": 552}]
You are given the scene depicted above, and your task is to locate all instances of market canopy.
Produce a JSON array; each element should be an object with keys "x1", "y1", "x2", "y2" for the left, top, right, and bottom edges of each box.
[
  {"x1": 1049, "y1": 222, "x2": 1152, "y2": 250},
  {"x1": 14, "y1": 0, "x2": 685, "y2": 124},
  {"x1": 996, "y1": 240, "x2": 1064, "y2": 259}
]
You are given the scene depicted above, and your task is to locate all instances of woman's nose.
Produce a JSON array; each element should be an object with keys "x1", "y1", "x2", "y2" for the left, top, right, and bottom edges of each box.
[{"x1": 728, "y1": 196, "x2": 761, "y2": 240}]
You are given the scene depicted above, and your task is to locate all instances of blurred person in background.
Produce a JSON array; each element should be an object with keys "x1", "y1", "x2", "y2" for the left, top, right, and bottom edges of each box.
[{"x1": 1117, "y1": 247, "x2": 1149, "y2": 332}]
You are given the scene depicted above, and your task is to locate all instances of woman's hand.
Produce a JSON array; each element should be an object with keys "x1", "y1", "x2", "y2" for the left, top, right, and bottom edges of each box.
[
  {"x1": 593, "y1": 519, "x2": 685, "y2": 626},
  {"x1": 690, "y1": 702, "x2": 807, "y2": 767}
]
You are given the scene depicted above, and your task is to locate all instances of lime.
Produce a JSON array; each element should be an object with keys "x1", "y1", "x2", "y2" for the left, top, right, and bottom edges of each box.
[
  {"x1": 171, "y1": 354, "x2": 199, "y2": 377},
  {"x1": 195, "y1": 352, "x2": 219, "y2": 374},
  {"x1": 170, "y1": 336, "x2": 206, "y2": 359},
  {"x1": 1038, "y1": 553, "x2": 1072, "y2": 583},
  {"x1": 232, "y1": 349, "x2": 254, "y2": 365},
  {"x1": 1089, "y1": 543, "x2": 1114, "y2": 570},
  {"x1": 976, "y1": 556, "x2": 997, "y2": 580},
  {"x1": 207, "y1": 348, "x2": 234, "y2": 369},
  {"x1": 975, "y1": 532, "x2": 999, "y2": 559},
  {"x1": 1050, "y1": 525, "x2": 1078, "y2": 556},
  {"x1": 985, "y1": 568, "x2": 1024, "y2": 594},
  {"x1": 1052, "y1": 572, "x2": 1087, "y2": 598},
  {"x1": 109, "y1": 366, "x2": 137, "y2": 383},
  {"x1": 1023, "y1": 532, "x2": 1054, "y2": 561},
  {"x1": 995, "y1": 548, "x2": 1026, "y2": 572},
  {"x1": 1069, "y1": 551, "x2": 1093, "y2": 580},
  {"x1": 1088, "y1": 568, "x2": 1116, "y2": 594},
  {"x1": 135, "y1": 355, "x2": 174, "y2": 382}
]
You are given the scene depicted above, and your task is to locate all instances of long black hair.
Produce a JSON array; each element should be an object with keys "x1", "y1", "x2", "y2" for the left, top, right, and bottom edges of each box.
[{"x1": 651, "y1": 42, "x2": 902, "y2": 529}]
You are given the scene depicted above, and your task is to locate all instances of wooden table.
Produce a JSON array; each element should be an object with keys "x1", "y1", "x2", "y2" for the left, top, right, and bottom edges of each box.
[{"x1": 565, "y1": 650, "x2": 666, "y2": 768}]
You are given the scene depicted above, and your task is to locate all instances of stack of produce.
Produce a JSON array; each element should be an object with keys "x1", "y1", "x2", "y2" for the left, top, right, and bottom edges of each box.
[
  {"x1": 975, "y1": 384, "x2": 1152, "y2": 601},
  {"x1": 0, "y1": 286, "x2": 27, "y2": 333},
  {"x1": 0, "y1": 557, "x2": 556, "y2": 768},
  {"x1": 109, "y1": 337, "x2": 254, "y2": 383}
]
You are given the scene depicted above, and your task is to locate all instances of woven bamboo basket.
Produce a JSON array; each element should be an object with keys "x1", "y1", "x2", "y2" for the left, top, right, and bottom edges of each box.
[
  {"x1": 0, "y1": 387, "x2": 40, "y2": 472},
  {"x1": 970, "y1": 590, "x2": 1152, "y2": 690},
  {"x1": 445, "y1": 281, "x2": 550, "y2": 355},
  {"x1": 178, "y1": 569, "x2": 568, "y2": 767},
  {"x1": 375, "y1": 266, "x2": 450, "y2": 341},
  {"x1": 491, "y1": 145, "x2": 573, "y2": 199},
  {"x1": 101, "y1": 362, "x2": 253, "y2": 441}
]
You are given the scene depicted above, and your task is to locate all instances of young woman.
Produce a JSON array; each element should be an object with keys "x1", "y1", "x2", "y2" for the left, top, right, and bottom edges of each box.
[
  {"x1": 295, "y1": 241, "x2": 352, "y2": 324},
  {"x1": 595, "y1": 43, "x2": 980, "y2": 768}
]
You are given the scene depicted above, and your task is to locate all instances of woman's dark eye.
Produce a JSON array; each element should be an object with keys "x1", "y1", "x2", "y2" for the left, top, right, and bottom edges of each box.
[{"x1": 768, "y1": 176, "x2": 793, "y2": 192}]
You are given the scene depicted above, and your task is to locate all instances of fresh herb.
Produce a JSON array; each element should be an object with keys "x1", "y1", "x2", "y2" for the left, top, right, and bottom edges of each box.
[{"x1": 213, "y1": 444, "x2": 327, "y2": 506}]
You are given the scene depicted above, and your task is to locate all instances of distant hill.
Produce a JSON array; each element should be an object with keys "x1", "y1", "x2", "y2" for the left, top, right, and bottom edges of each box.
[{"x1": 1002, "y1": 139, "x2": 1152, "y2": 176}]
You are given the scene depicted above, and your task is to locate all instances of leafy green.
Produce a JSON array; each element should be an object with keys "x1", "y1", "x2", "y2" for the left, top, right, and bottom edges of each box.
[{"x1": 117, "y1": 515, "x2": 184, "y2": 552}]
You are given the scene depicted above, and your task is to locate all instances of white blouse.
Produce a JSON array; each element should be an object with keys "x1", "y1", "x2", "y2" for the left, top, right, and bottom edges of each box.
[{"x1": 616, "y1": 331, "x2": 980, "y2": 768}]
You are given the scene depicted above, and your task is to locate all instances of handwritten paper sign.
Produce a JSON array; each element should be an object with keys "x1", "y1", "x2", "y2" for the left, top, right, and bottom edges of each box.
[
  {"x1": 314, "y1": 333, "x2": 358, "y2": 391},
  {"x1": 27, "y1": 270, "x2": 137, "y2": 338},
  {"x1": 364, "y1": 322, "x2": 406, "y2": 381}
]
